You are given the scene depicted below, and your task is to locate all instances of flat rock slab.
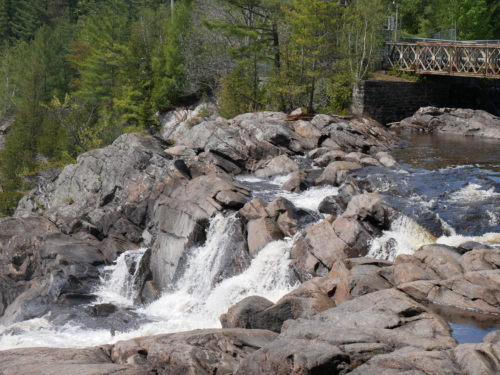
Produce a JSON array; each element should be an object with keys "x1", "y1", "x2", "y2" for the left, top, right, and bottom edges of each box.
[{"x1": 0, "y1": 347, "x2": 148, "y2": 375}]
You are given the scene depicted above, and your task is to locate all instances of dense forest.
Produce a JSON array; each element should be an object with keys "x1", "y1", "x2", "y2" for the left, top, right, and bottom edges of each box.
[{"x1": 0, "y1": 0, "x2": 499, "y2": 216}]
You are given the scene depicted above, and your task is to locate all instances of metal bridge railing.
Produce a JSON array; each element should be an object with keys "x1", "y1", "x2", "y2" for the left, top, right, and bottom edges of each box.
[{"x1": 386, "y1": 41, "x2": 500, "y2": 78}]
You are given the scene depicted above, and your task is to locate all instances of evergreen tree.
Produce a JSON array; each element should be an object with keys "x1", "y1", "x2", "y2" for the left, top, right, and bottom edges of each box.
[
  {"x1": 280, "y1": 0, "x2": 343, "y2": 112},
  {"x1": 151, "y1": 0, "x2": 193, "y2": 111}
]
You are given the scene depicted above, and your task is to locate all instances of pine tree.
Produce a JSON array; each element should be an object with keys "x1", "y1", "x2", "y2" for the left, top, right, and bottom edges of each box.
[
  {"x1": 151, "y1": 0, "x2": 193, "y2": 111},
  {"x1": 280, "y1": 0, "x2": 343, "y2": 112},
  {"x1": 9, "y1": 0, "x2": 48, "y2": 42},
  {"x1": 0, "y1": 0, "x2": 13, "y2": 44}
]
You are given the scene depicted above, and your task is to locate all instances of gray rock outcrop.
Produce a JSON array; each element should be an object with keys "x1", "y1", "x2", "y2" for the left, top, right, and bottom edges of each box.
[{"x1": 400, "y1": 107, "x2": 500, "y2": 138}]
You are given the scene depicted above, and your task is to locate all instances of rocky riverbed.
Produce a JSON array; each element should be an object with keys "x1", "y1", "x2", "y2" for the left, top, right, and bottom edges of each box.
[{"x1": 1, "y1": 108, "x2": 500, "y2": 374}]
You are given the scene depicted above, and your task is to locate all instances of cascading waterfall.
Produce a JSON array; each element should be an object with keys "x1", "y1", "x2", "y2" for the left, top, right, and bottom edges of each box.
[
  {"x1": 367, "y1": 215, "x2": 437, "y2": 261},
  {"x1": 113, "y1": 213, "x2": 296, "y2": 340},
  {"x1": 95, "y1": 248, "x2": 147, "y2": 306},
  {"x1": 0, "y1": 212, "x2": 298, "y2": 349}
]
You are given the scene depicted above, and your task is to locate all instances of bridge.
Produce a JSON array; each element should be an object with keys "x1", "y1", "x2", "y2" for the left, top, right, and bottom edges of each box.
[{"x1": 386, "y1": 41, "x2": 500, "y2": 79}]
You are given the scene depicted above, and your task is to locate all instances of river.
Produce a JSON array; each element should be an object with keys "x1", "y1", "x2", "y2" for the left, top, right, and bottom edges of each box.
[{"x1": 1, "y1": 131, "x2": 499, "y2": 348}]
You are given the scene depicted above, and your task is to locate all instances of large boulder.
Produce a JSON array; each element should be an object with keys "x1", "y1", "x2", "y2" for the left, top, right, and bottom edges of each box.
[
  {"x1": 0, "y1": 216, "x2": 108, "y2": 323},
  {"x1": 254, "y1": 155, "x2": 300, "y2": 178},
  {"x1": 117, "y1": 329, "x2": 278, "y2": 375},
  {"x1": 220, "y1": 296, "x2": 274, "y2": 329},
  {"x1": 235, "y1": 289, "x2": 456, "y2": 375},
  {"x1": 316, "y1": 161, "x2": 362, "y2": 186},
  {"x1": 247, "y1": 218, "x2": 284, "y2": 257},
  {"x1": 400, "y1": 107, "x2": 500, "y2": 139}
]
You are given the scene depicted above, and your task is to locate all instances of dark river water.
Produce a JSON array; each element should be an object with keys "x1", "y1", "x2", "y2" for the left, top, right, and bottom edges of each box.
[{"x1": 396, "y1": 131, "x2": 500, "y2": 344}]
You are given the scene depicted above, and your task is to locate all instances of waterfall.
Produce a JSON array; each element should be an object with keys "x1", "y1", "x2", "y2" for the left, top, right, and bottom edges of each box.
[
  {"x1": 368, "y1": 215, "x2": 437, "y2": 261},
  {"x1": 95, "y1": 248, "x2": 147, "y2": 306},
  {"x1": 128, "y1": 214, "x2": 295, "y2": 336}
]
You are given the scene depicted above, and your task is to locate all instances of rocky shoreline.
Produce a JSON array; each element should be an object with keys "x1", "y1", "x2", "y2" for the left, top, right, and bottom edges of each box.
[
  {"x1": 1, "y1": 108, "x2": 500, "y2": 374},
  {"x1": 399, "y1": 106, "x2": 500, "y2": 138}
]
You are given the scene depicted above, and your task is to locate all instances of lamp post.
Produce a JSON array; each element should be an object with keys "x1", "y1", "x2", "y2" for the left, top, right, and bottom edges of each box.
[{"x1": 393, "y1": 2, "x2": 399, "y2": 41}]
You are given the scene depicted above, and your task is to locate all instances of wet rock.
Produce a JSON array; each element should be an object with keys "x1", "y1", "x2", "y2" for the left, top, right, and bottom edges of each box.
[
  {"x1": 85, "y1": 303, "x2": 117, "y2": 317},
  {"x1": 376, "y1": 151, "x2": 398, "y2": 167},
  {"x1": 110, "y1": 309, "x2": 145, "y2": 335},
  {"x1": 0, "y1": 228, "x2": 105, "y2": 324},
  {"x1": 458, "y1": 241, "x2": 492, "y2": 252},
  {"x1": 98, "y1": 234, "x2": 140, "y2": 264},
  {"x1": 0, "y1": 346, "x2": 147, "y2": 375},
  {"x1": 248, "y1": 280, "x2": 336, "y2": 332},
  {"x1": 318, "y1": 195, "x2": 345, "y2": 217},
  {"x1": 140, "y1": 280, "x2": 161, "y2": 304},
  {"x1": 313, "y1": 150, "x2": 346, "y2": 167},
  {"x1": 400, "y1": 107, "x2": 500, "y2": 139},
  {"x1": 238, "y1": 199, "x2": 269, "y2": 221},
  {"x1": 150, "y1": 196, "x2": 209, "y2": 287},
  {"x1": 247, "y1": 218, "x2": 284, "y2": 257},
  {"x1": 211, "y1": 216, "x2": 251, "y2": 284},
  {"x1": 307, "y1": 147, "x2": 336, "y2": 160},
  {"x1": 220, "y1": 296, "x2": 274, "y2": 329},
  {"x1": 316, "y1": 161, "x2": 362, "y2": 186},
  {"x1": 331, "y1": 217, "x2": 375, "y2": 254},
  {"x1": 254, "y1": 155, "x2": 300, "y2": 178},
  {"x1": 342, "y1": 192, "x2": 394, "y2": 229},
  {"x1": 281, "y1": 170, "x2": 311, "y2": 192},
  {"x1": 345, "y1": 152, "x2": 381, "y2": 167}
]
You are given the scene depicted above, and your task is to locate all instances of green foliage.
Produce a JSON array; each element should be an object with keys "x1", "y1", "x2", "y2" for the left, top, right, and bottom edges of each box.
[
  {"x1": 387, "y1": 67, "x2": 426, "y2": 82},
  {"x1": 280, "y1": 0, "x2": 342, "y2": 112},
  {"x1": 326, "y1": 72, "x2": 354, "y2": 113},
  {"x1": 384, "y1": 0, "x2": 497, "y2": 40},
  {"x1": 151, "y1": 1, "x2": 192, "y2": 112},
  {"x1": 0, "y1": 181, "x2": 23, "y2": 217},
  {"x1": 218, "y1": 59, "x2": 265, "y2": 118}
]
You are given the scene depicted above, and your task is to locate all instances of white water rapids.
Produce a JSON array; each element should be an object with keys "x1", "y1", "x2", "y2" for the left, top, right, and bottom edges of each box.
[{"x1": 1, "y1": 168, "x2": 500, "y2": 349}]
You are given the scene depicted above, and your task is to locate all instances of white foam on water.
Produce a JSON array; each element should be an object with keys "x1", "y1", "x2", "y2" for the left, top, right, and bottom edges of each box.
[
  {"x1": 436, "y1": 232, "x2": 500, "y2": 248},
  {"x1": 95, "y1": 248, "x2": 147, "y2": 307},
  {"x1": 368, "y1": 215, "x2": 437, "y2": 261},
  {"x1": 488, "y1": 210, "x2": 500, "y2": 226},
  {"x1": 0, "y1": 319, "x2": 112, "y2": 350},
  {"x1": 270, "y1": 173, "x2": 293, "y2": 186},
  {"x1": 235, "y1": 175, "x2": 264, "y2": 183},
  {"x1": 0, "y1": 214, "x2": 296, "y2": 350},
  {"x1": 436, "y1": 214, "x2": 457, "y2": 236},
  {"x1": 368, "y1": 214, "x2": 500, "y2": 262},
  {"x1": 278, "y1": 185, "x2": 339, "y2": 212},
  {"x1": 450, "y1": 183, "x2": 500, "y2": 202}
]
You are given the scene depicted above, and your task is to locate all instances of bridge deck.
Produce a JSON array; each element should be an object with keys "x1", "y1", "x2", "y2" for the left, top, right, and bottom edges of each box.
[{"x1": 386, "y1": 42, "x2": 500, "y2": 79}]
